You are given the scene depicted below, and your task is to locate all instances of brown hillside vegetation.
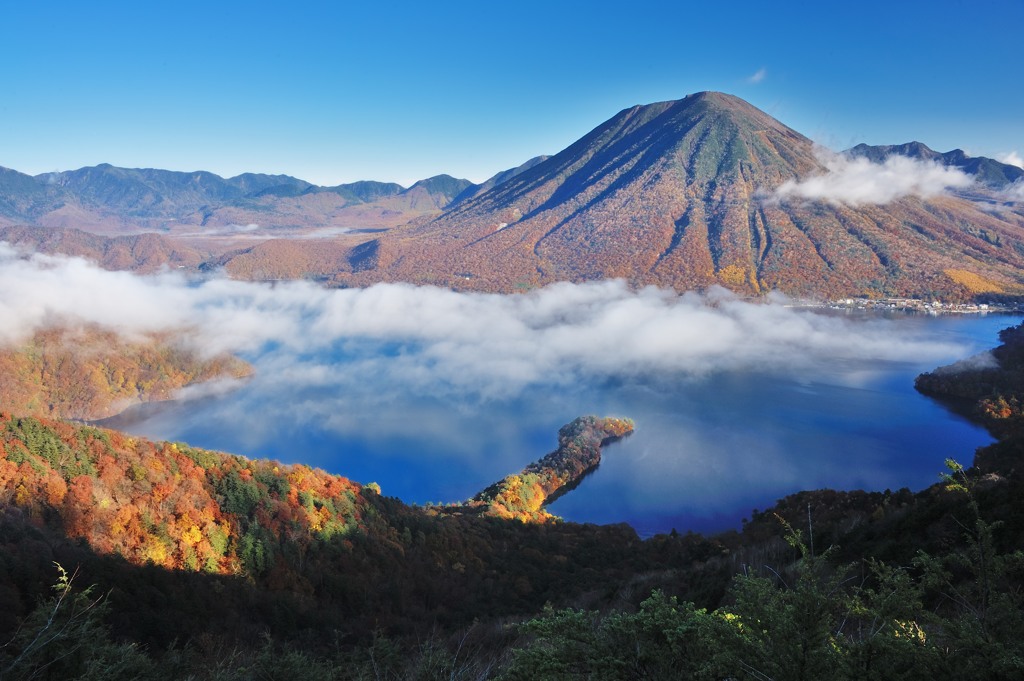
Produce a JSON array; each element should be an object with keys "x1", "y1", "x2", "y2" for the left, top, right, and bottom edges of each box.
[
  {"x1": 0, "y1": 225, "x2": 211, "y2": 273},
  {"x1": 212, "y1": 238, "x2": 364, "y2": 281},
  {"x1": 0, "y1": 325, "x2": 252, "y2": 420},
  {"x1": 452, "y1": 416, "x2": 634, "y2": 522},
  {"x1": 340, "y1": 92, "x2": 1024, "y2": 301}
]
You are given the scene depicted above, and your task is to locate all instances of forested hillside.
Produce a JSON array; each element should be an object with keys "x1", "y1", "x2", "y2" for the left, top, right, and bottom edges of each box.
[
  {"x1": 2, "y1": 403, "x2": 1024, "y2": 677},
  {"x1": 0, "y1": 413, "x2": 684, "y2": 652},
  {"x1": 2, "y1": 328, "x2": 1024, "y2": 677},
  {"x1": 345, "y1": 93, "x2": 1024, "y2": 302},
  {"x1": 0, "y1": 325, "x2": 251, "y2": 420}
]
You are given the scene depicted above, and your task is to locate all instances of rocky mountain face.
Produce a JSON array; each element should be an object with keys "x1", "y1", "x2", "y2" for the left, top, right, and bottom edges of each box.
[
  {"x1": 2, "y1": 92, "x2": 1023, "y2": 300},
  {"x1": 341, "y1": 92, "x2": 1024, "y2": 300}
]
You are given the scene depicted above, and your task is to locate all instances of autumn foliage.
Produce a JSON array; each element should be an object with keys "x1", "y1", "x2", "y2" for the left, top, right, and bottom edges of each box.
[
  {"x1": 915, "y1": 321, "x2": 1024, "y2": 438},
  {"x1": 0, "y1": 412, "x2": 372, "y2": 577},
  {"x1": 0, "y1": 411, "x2": 673, "y2": 651},
  {"x1": 456, "y1": 416, "x2": 634, "y2": 522},
  {"x1": 0, "y1": 325, "x2": 252, "y2": 421}
]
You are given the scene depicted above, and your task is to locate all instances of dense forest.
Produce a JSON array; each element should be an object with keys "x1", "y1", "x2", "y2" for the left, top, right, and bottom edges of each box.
[
  {"x1": 451, "y1": 416, "x2": 634, "y2": 522},
  {"x1": 0, "y1": 324, "x2": 251, "y2": 421},
  {"x1": 2, "y1": 325, "x2": 1024, "y2": 678}
]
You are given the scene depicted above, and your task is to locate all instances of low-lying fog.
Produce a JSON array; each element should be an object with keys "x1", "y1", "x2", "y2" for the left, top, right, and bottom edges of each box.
[{"x1": 2, "y1": 243, "x2": 1010, "y2": 534}]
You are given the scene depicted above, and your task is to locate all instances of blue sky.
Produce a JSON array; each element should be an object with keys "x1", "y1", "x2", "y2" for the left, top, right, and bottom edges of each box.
[{"x1": 3, "y1": 0, "x2": 1022, "y2": 186}]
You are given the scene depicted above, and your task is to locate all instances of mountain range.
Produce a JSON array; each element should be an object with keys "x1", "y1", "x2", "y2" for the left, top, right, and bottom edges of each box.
[
  {"x1": 2, "y1": 92, "x2": 1024, "y2": 300},
  {"x1": 0, "y1": 162, "x2": 479, "y2": 234}
]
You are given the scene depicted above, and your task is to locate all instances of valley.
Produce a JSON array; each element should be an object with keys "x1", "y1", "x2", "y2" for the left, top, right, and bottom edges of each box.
[
  {"x1": 1, "y1": 89, "x2": 1024, "y2": 679},
  {"x1": 1, "y1": 317, "x2": 1023, "y2": 678}
]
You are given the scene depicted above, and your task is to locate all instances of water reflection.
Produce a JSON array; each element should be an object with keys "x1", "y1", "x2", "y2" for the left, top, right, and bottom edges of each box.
[{"x1": 105, "y1": 313, "x2": 1015, "y2": 536}]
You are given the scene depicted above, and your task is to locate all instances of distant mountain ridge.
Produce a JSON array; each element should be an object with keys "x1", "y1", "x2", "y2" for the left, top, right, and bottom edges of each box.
[
  {"x1": 847, "y1": 141, "x2": 1024, "y2": 187},
  {"x1": 0, "y1": 163, "x2": 483, "y2": 234},
  {"x1": 2, "y1": 92, "x2": 1024, "y2": 300}
]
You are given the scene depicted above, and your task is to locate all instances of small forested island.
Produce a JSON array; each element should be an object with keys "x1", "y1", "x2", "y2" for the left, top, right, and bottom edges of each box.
[
  {"x1": 2, "y1": 328, "x2": 1024, "y2": 678},
  {"x1": 448, "y1": 415, "x2": 634, "y2": 522}
]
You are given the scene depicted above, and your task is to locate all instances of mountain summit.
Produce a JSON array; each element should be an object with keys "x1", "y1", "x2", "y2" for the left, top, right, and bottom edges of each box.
[
  {"x1": 2, "y1": 92, "x2": 1023, "y2": 300},
  {"x1": 351, "y1": 92, "x2": 1024, "y2": 300}
]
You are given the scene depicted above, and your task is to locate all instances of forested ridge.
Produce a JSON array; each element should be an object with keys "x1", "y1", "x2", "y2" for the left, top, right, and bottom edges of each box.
[
  {"x1": 451, "y1": 416, "x2": 634, "y2": 522},
  {"x1": 2, "y1": 330, "x2": 1024, "y2": 677},
  {"x1": 0, "y1": 325, "x2": 252, "y2": 421}
]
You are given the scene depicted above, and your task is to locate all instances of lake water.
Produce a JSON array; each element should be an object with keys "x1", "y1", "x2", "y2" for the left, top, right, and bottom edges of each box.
[{"x1": 105, "y1": 311, "x2": 1017, "y2": 537}]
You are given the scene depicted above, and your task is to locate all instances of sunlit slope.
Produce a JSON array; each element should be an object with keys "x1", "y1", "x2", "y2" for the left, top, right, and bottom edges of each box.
[
  {"x1": 353, "y1": 92, "x2": 1024, "y2": 299},
  {"x1": 0, "y1": 326, "x2": 252, "y2": 420},
  {"x1": 0, "y1": 226, "x2": 211, "y2": 272}
]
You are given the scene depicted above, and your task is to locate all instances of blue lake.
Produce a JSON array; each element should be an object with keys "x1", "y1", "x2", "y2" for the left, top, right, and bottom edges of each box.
[{"x1": 106, "y1": 311, "x2": 1017, "y2": 537}]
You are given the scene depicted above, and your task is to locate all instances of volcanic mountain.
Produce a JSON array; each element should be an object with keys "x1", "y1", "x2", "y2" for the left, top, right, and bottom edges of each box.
[
  {"x1": 345, "y1": 92, "x2": 1024, "y2": 300},
  {"x1": 2, "y1": 92, "x2": 1023, "y2": 299}
]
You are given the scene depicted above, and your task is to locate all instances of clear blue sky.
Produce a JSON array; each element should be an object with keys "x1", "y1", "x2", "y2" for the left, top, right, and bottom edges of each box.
[{"x1": 3, "y1": 0, "x2": 1022, "y2": 186}]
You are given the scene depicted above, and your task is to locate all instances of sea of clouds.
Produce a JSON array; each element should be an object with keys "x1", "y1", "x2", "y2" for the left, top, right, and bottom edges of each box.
[
  {"x1": 0, "y1": 242, "x2": 967, "y2": 404},
  {"x1": 0, "y1": 230, "x2": 997, "y2": 526}
]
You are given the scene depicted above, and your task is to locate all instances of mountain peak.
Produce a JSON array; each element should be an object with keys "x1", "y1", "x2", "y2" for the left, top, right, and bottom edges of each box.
[
  {"x1": 687, "y1": 90, "x2": 742, "y2": 105},
  {"x1": 365, "y1": 91, "x2": 826, "y2": 291},
  {"x1": 848, "y1": 142, "x2": 1023, "y2": 187},
  {"x1": 604, "y1": 91, "x2": 804, "y2": 145},
  {"x1": 406, "y1": 175, "x2": 474, "y2": 200},
  {"x1": 350, "y1": 92, "x2": 1024, "y2": 300}
]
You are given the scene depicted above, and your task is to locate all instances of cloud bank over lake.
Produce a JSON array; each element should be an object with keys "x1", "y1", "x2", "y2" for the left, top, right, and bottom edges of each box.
[
  {"x1": 2, "y1": 242, "x2": 1003, "y2": 531},
  {"x1": 0, "y1": 243, "x2": 966, "y2": 401}
]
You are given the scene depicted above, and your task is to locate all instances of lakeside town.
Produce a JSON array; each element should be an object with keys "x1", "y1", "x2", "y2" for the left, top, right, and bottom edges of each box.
[{"x1": 814, "y1": 297, "x2": 1024, "y2": 314}]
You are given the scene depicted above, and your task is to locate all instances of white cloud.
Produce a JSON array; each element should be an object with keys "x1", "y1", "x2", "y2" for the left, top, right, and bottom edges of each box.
[
  {"x1": 999, "y1": 151, "x2": 1024, "y2": 169},
  {"x1": 747, "y1": 67, "x2": 767, "y2": 84},
  {"x1": 772, "y1": 148, "x2": 975, "y2": 206},
  {"x1": 1000, "y1": 180, "x2": 1024, "y2": 203},
  {"x1": 174, "y1": 223, "x2": 266, "y2": 238},
  {"x1": 0, "y1": 243, "x2": 964, "y2": 402}
]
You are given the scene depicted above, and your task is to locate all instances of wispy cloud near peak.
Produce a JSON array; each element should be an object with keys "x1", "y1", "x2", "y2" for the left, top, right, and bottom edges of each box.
[
  {"x1": 999, "y1": 151, "x2": 1024, "y2": 169},
  {"x1": 771, "y1": 147, "x2": 975, "y2": 206},
  {"x1": 1000, "y1": 180, "x2": 1024, "y2": 203}
]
